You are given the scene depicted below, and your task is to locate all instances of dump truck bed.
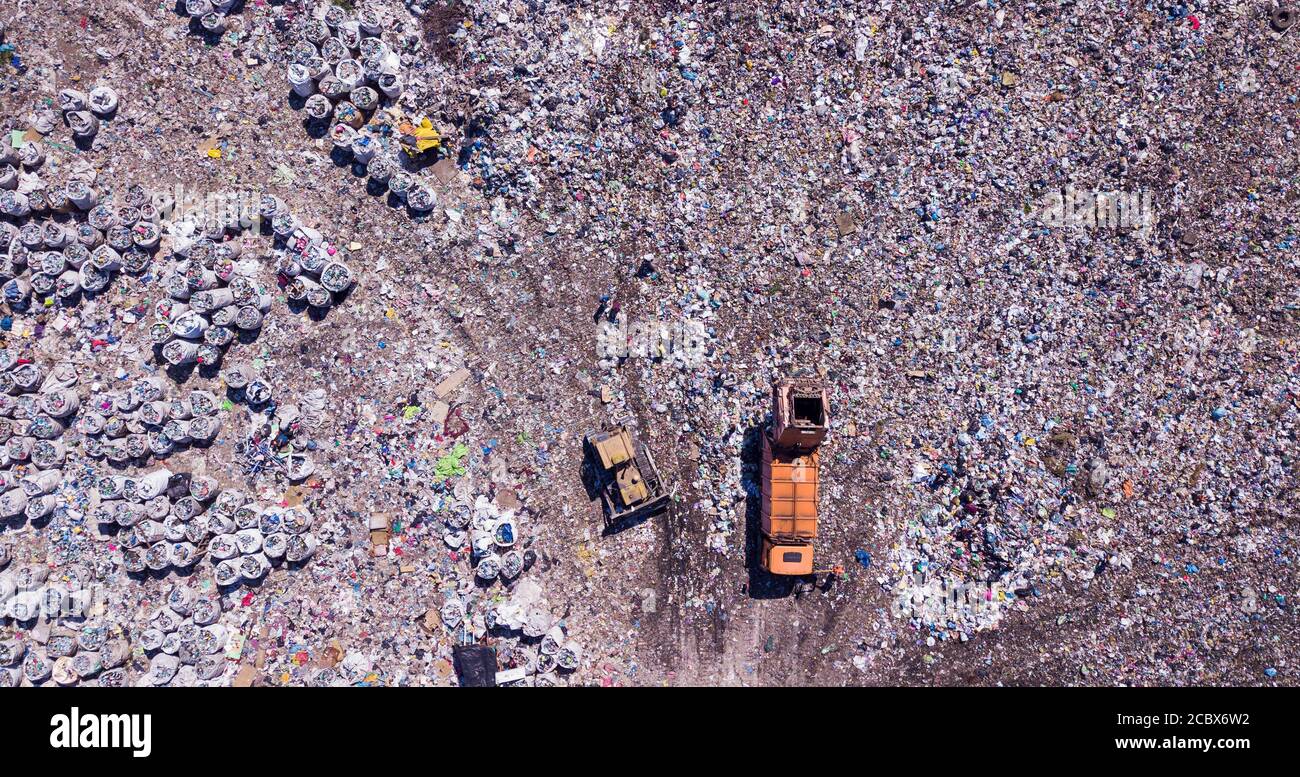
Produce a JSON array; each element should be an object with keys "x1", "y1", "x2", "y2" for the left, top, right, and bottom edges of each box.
[
  {"x1": 770, "y1": 378, "x2": 829, "y2": 450},
  {"x1": 760, "y1": 434, "x2": 819, "y2": 540}
]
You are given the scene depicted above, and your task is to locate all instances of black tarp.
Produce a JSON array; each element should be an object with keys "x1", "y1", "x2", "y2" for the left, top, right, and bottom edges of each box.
[{"x1": 452, "y1": 645, "x2": 497, "y2": 687}]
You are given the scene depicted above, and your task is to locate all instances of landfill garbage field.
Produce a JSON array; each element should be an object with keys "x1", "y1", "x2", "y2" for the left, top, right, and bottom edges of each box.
[{"x1": 0, "y1": 0, "x2": 1296, "y2": 688}]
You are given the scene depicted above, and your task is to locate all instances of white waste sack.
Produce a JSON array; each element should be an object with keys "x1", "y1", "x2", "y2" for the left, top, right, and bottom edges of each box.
[{"x1": 88, "y1": 85, "x2": 119, "y2": 115}]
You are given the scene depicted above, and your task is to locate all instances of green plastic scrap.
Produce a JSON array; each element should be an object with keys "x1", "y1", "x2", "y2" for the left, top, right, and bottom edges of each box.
[{"x1": 434, "y1": 442, "x2": 470, "y2": 481}]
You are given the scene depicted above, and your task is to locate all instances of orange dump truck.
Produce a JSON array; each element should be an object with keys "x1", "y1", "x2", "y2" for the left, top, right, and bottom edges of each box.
[
  {"x1": 759, "y1": 378, "x2": 829, "y2": 576},
  {"x1": 760, "y1": 437, "x2": 819, "y2": 575}
]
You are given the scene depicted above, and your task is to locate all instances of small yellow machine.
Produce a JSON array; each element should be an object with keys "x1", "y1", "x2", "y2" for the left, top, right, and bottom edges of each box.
[{"x1": 584, "y1": 426, "x2": 669, "y2": 523}]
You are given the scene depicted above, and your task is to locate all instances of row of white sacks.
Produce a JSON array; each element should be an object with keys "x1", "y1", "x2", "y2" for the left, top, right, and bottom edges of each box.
[
  {"x1": 2, "y1": 171, "x2": 157, "y2": 304},
  {"x1": 93, "y1": 472, "x2": 320, "y2": 584},
  {"x1": 77, "y1": 381, "x2": 223, "y2": 463},
  {"x1": 0, "y1": 357, "x2": 80, "y2": 519}
]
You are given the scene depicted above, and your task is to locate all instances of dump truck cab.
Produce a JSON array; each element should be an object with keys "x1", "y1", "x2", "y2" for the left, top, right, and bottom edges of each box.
[
  {"x1": 585, "y1": 426, "x2": 669, "y2": 524},
  {"x1": 760, "y1": 537, "x2": 816, "y2": 576}
]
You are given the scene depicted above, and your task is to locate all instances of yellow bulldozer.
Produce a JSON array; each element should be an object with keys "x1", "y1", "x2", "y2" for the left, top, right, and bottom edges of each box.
[{"x1": 584, "y1": 426, "x2": 669, "y2": 526}]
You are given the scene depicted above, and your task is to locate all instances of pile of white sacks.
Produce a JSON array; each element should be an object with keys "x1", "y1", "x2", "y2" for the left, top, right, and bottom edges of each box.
[{"x1": 98, "y1": 470, "x2": 319, "y2": 586}]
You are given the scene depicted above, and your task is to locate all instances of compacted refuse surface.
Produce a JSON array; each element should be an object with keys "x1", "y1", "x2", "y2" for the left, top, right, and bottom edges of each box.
[{"x1": 0, "y1": 1, "x2": 1296, "y2": 686}]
